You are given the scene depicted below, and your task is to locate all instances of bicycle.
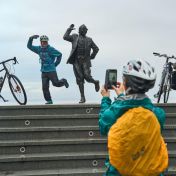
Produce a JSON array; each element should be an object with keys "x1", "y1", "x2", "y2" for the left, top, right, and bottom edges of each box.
[
  {"x1": 153, "y1": 52, "x2": 176, "y2": 103},
  {"x1": 0, "y1": 57, "x2": 27, "y2": 105}
]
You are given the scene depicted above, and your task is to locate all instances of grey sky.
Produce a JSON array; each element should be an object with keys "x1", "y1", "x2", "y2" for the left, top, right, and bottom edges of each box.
[{"x1": 0, "y1": 0, "x2": 176, "y2": 105}]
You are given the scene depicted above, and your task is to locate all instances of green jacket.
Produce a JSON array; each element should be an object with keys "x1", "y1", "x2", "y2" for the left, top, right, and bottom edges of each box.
[{"x1": 99, "y1": 94, "x2": 165, "y2": 176}]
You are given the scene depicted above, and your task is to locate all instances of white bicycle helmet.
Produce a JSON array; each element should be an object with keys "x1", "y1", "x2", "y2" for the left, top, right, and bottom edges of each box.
[
  {"x1": 123, "y1": 59, "x2": 156, "y2": 80},
  {"x1": 122, "y1": 59, "x2": 156, "y2": 93},
  {"x1": 40, "y1": 35, "x2": 49, "y2": 42}
]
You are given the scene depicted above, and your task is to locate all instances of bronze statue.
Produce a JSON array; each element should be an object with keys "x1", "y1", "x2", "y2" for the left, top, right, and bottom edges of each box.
[{"x1": 63, "y1": 24, "x2": 100, "y2": 103}]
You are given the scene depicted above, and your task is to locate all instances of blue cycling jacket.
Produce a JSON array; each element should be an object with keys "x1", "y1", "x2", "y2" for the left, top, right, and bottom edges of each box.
[{"x1": 27, "y1": 37, "x2": 62, "y2": 72}]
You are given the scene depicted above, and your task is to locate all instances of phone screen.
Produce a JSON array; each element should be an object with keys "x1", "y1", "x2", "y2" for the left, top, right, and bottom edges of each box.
[
  {"x1": 105, "y1": 69, "x2": 117, "y2": 89},
  {"x1": 109, "y1": 72, "x2": 117, "y2": 83}
]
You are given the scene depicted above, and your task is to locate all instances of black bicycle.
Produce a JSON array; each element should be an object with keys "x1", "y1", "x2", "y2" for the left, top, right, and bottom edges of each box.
[
  {"x1": 0, "y1": 57, "x2": 27, "y2": 105},
  {"x1": 153, "y1": 52, "x2": 176, "y2": 103}
]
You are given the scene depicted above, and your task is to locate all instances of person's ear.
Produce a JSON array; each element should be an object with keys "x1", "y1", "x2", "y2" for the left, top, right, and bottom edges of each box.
[{"x1": 123, "y1": 77, "x2": 127, "y2": 90}]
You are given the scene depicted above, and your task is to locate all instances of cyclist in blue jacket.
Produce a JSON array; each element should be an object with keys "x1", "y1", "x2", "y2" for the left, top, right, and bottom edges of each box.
[{"x1": 27, "y1": 35, "x2": 69, "y2": 104}]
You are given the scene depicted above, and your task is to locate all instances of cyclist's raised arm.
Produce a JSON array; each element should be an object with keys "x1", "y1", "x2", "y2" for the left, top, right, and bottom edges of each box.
[{"x1": 27, "y1": 35, "x2": 40, "y2": 54}]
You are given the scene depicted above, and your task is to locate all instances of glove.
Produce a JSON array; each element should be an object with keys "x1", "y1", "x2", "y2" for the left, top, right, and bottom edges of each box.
[
  {"x1": 69, "y1": 24, "x2": 75, "y2": 30},
  {"x1": 30, "y1": 35, "x2": 39, "y2": 39}
]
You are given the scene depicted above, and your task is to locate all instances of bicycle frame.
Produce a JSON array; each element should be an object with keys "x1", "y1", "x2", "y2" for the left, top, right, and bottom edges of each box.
[
  {"x1": 0, "y1": 61, "x2": 12, "y2": 93},
  {"x1": 161, "y1": 62, "x2": 172, "y2": 85},
  {"x1": 153, "y1": 52, "x2": 176, "y2": 103},
  {"x1": 0, "y1": 57, "x2": 27, "y2": 105},
  {"x1": 0, "y1": 73, "x2": 7, "y2": 93}
]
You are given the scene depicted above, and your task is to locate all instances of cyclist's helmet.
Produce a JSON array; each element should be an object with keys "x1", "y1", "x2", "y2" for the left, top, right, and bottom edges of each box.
[
  {"x1": 122, "y1": 59, "x2": 156, "y2": 93},
  {"x1": 40, "y1": 35, "x2": 49, "y2": 42}
]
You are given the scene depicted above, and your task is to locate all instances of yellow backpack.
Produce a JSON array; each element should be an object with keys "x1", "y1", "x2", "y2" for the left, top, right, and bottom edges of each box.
[{"x1": 108, "y1": 107, "x2": 168, "y2": 176}]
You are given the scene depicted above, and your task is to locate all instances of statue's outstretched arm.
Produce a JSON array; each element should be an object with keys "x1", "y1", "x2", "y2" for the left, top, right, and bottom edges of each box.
[{"x1": 63, "y1": 25, "x2": 75, "y2": 42}]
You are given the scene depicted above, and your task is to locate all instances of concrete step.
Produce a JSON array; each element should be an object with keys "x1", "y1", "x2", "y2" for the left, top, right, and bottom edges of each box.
[
  {"x1": 1, "y1": 167, "x2": 176, "y2": 176},
  {"x1": 168, "y1": 151, "x2": 176, "y2": 167},
  {"x1": 165, "y1": 113, "x2": 176, "y2": 125},
  {"x1": 158, "y1": 103, "x2": 176, "y2": 113},
  {"x1": 166, "y1": 167, "x2": 176, "y2": 175},
  {"x1": 0, "y1": 124, "x2": 175, "y2": 140},
  {"x1": 0, "y1": 152, "x2": 106, "y2": 171},
  {"x1": 0, "y1": 113, "x2": 175, "y2": 128},
  {"x1": 0, "y1": 151, "x2": 175, "y2": 173},
  {"x1": 163, "y1": 125, "x2": 176, "y2": 138},
  {"x1": 0, "y1": 105, "x2": 99, "y2": 116},
  {"x1": 166, "y1": 137, "x2": 176, "y2": 151},
  {"x1": 0, "y1": 138, "x2": 107, "y2": 155},
  {"x1": 0, "y1": 103, "x2": 175, "y2": 116},
  {"x1": 0, "y1": 168, "x2": 105, "y2": 176},
  {"x1": 0, "y1": 137, "x2": 176, "y2": 155},
  {"x1": 0, "y1": 114, "x2": 98, "y2": 128},
  {"x1": 0, "y1": 126, "x2": 101, "y2": 140}
]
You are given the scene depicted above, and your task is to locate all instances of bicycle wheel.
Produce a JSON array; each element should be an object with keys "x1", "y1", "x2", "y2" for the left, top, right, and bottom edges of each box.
[
  {"x1": 157, "y1": 73, "x2": 166, "y2": 103},
  {"x1": 164, "y1": 75, "x2": 171, "y2": 103},
  {"x1": 8, "y1": 74, "x2": 27, "y2": 105}
]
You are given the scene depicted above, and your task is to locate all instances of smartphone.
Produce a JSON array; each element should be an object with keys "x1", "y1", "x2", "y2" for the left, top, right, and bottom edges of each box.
[{"x1": 105, "y1": 69, "x2": 117, "y2": 90}]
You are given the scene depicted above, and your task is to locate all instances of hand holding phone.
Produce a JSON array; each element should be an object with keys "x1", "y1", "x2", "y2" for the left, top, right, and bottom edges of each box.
[
  {"x1": 112, "y1": 82, "x2": 125, "y2": 95},
  {"x1": 100, "y1": 85, "x2": 110, "y2": 97}
]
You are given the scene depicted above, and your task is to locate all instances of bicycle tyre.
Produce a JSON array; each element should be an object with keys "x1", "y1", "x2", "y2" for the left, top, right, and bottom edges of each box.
[
  {"x1": 8, "y1": 74, "x2": 27, "y2": 105},
  {"x1": 164, "y1": 75, "x2": 171, "y2": 103},
  {"x1": 157, "y1": 73, "x2": 166, "y2": 103}
]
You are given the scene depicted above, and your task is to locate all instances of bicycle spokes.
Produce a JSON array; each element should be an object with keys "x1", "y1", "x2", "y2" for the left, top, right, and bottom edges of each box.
[
  {"x1": 8, "y1": 75, "x2": 27, "y2": 105},
  {"x1": 11, "y1": 80, "x2": 20, "y2": 92}
]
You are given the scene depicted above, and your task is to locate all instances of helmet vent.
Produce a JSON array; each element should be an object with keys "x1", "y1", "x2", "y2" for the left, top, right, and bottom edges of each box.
[
  {"x1": 137, "y1": 61, "x2": 141, "y2": 66},
  {"x1": 133, "y1": 65, "x2": 139, "y2": 72},
  {"x1": 148, "y1": 71, "x2": 151, "y2": 77}
]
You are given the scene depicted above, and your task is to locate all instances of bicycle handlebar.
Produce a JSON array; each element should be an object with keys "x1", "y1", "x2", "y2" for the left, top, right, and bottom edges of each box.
[
  {"x1": 0, "y1": 57, "x2": 18, "y2": 65},
  {"x1": 153, "y1": 52, "x2": 176, "y2": 60},
  {"x1": 153, "y1": 52, "x2": 160, "y2": 56}
]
